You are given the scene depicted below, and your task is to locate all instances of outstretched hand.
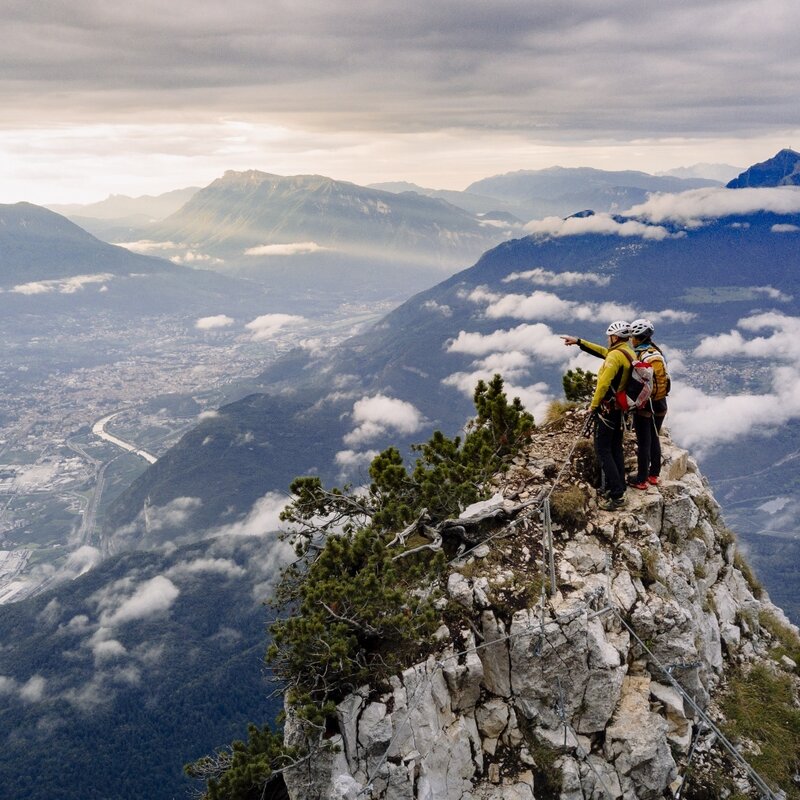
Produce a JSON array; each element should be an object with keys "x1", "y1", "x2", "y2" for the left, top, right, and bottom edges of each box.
[{"x1": 561, "y1": 335, "x2": 578, "y2": 346}]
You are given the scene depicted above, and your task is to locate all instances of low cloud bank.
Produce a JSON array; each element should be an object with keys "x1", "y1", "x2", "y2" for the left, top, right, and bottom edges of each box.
[
  {"x1": 343, "y1": 394, "x2": 425, "y2": 447},
  {"x1": 522, "y1": 187, "x2": 800, "y2": 240},
  {"x1": 626, "y1": 186, "x2": 800, "y2": 226},
  {"x1": 465, "y1": 286, "x2": 695, "y2": 327},
  {"x1": 196, "y1": 314, "x2": 234, "y2": 330},
  {"x1": 9, "y1": 273, "x2": 114, "y2": 295},
  {"x1": 244, "y1": 242, "x2": 327, "y2": 256},
  {"x1": 669, "y1": 312, "x2": 800, "y2": 454},
  {"x1": 503, "y1": 267, "x2": 610, "y2": 287},
  {"x1": 525, "y1": 214, "x2": 672, "y2": 240},
  {"x1": 245, "y1": 313, "x2": 306, "y2": 341}
]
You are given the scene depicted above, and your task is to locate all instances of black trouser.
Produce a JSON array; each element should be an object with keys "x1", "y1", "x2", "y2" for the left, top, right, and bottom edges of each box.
[
  {"x1": 595, "y1": 408, "x2": 625, "y2": 499},
  {"x1": 633, "y1": 400, "x2": 667, "y2": 482}
]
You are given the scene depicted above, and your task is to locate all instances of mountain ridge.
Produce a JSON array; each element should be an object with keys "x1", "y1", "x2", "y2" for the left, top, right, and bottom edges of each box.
[
  {"x1": 727, "y1": 148, "x2": 800, "y2": 188},
  {"x1": 151, "y1": 169, "x2": 512, "y2": 266},
  {"x1": 272, "y1": 413, "x2": 800, "y2": 799},
  {"x1": 102, "y1": 196, "x2": 800, "y2": 625}
]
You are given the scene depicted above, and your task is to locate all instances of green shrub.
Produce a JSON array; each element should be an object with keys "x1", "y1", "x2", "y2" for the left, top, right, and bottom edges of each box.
[
  {"x1": 721, "y1": 664, "x2": 800, "y2": 797},
  {"x1": 271, "y1": 375, "x2": 534, "y2": 719},
  {"x1": 571, "y1": 438, "x2": 600, "y2": 485},
  {"x1": 184, "y1": 723, "x2": 299, "y2": 800},
  {"x1": 548, "y1": 486, "x2": 588, "y2": 529},
  {"x1": 733, "y1": 550, "x2": 763, "y2": 598},
  {"x1": 189, "y1": 376, "x2": 535, "y2": 798},
  {"x1": 562, "y1": 368, "x2": 596, "y2": 403},
  {"x1": 268, "y1": 528, "x2": 443, "y2": 721},
  {"x1": 640, "y1": 547, "x2": 662, "y2": 585},
  {"x1": 760, "y1": 610, "x2": 800, "y2": 666},
  {"x1": 544, "y1": 400, "x2": 578, "y2": 426}
]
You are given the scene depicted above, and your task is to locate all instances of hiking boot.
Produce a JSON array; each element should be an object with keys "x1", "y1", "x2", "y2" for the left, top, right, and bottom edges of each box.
[
  {"x1": 599, "y1": 496, "x2": 625, "y2": 511},
  {"x1": 626, "y1": 478, "x2": 649, "y2": 490},
  {"x1": 647, "y1": 476, "x2": 659, "y2": 486}
]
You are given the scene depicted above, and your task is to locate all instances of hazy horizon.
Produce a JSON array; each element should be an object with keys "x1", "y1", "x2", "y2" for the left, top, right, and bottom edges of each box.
[{"x1": 1, "y1": 1, "x2": 798, "y2": 205}]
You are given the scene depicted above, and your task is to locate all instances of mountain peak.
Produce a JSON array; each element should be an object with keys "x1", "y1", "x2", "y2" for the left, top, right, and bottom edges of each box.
[
  {"x1": 726, "y1": 148, "x2": 800, "y2": 188},
  {"x1": 280, "y1": 411, "x2": 799, "y2": 799}
]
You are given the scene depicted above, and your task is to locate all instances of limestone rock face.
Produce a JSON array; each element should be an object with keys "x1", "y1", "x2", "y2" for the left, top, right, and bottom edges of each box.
[{"x1": 283, "y1": 421, "x2": 797, "y2": 800}]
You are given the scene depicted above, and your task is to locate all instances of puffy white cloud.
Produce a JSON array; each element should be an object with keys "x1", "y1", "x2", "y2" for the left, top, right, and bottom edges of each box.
[
  {"x1": 649, "y1": 309, "x2": 697, "y2": 324},
  {"x1": 525, "y1": 214, "x2": 672, "y2": 240},
  {"x1": 234, "y1": 430, "x2": 255, "y2": 446},
  {"x1": 118, "y1": 240, "x2": 222, "y2": 265},
  {"x1": 343, "y1": 394, "x2": 425, "y2": 446},
  {"x1": 335, "y1": 449, "x2": 380, "y2": 468},
  {"x1": 668, "y1": 374, "x2": 800, "y2": 455},
  {"x1": 670, "y1": 312, "x2": 800, "y2": 453},
  {"x1": 10, "y1": 273, "x2": 114, "y2": 295},
  {"x1": 100, "y1": 576, "x2": 180, "y2": 627},
  {"x1": 37, "y1": 598, "x2": 62, "y2": 627},
  {"x1": 750, "y1": 286, "x2": 793, "y2": 301},
  {"x1": 245, "y1": 313, "x2": 306, "y2": 341},
  {"x1": 421, "y1": 299, "x2": 453, "y2": 316},
  {"x1": 447, "y1": 323, "x2": 568, "y2": 363},
  {"x1": 117, "y1": 239, "x2": 181, "y2": 253},
  {"x1": 0, "y1": 674, "x2": 46, "y2": 703},
  {"x1": 62, "y1": 675, "x2": 112, "y2": 712},
  {"x1": 442, "y1": 368, "x2": 553, "y2": 423},
  {"x1": 195, "y1": 314, "x2": 234, "y2": 330},
  {"x1": 626, "y1": 186, "x2": 800, "y2": 225},
  {"x1": 214, "y1": 491, "x2": 291, "y2": 538},
  {"x1": 91, "y1": 636, "x2": 128, "y2": 664},
  {"x1": 244, "y1": 242, "x2": 327, "y2": 256},
  {"x1": 772, "y1": 223, "x2": 800, "y2": 233},
  {"x1": 171, "y1": 251, "x2": 223, "y2": 265},
  {"x1": 466, "y1": 284, "x2": 633, "y2": 324},
  {"x1": 483, "y1": 290, "x2": 576, "y2": 320},
  {"x1": 64, "y1": 614, "x2": 91, "y2": 632},
  {"x1": 503, "y1": 267, "x2": 611, "y2": 287},
  {"x1": 144, "y1": 496, "x2": 202, "y2": 532},
  {"x1": 166, "y1": 557, "x2": 246, "y2": 580},
  {"x1": 198, "y1": 409, "x2": 221, "y2": 421},
  {"x1": 466, "y1": 285, "x2": 695, "y2": 331},
  {"x1": 62, "y1": 546, "x2": 103, "y2": 579},
  {"x1": 695, "y1": 312, "x2": 800, "y2": 361}
]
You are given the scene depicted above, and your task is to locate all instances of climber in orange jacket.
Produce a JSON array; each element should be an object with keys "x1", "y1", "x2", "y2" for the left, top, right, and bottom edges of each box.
[{"x1": 561, "y1": 321, "x2": 635, "y2": 510}]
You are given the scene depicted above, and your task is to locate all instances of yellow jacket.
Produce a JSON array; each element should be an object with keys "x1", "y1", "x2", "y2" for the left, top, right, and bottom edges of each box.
[{"x1": 577, "y1": 339, "x2": 636, "y2": 410}]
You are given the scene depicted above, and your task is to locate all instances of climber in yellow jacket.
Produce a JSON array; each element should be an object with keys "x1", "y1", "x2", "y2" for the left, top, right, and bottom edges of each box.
[{"x1": 561, "y1": 321, "x2": 635, "y2": 510}]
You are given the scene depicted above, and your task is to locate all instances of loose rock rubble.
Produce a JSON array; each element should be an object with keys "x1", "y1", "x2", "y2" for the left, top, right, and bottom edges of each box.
[{"x1": 283, "y1": 410, "x2": 798, "y2": 800}]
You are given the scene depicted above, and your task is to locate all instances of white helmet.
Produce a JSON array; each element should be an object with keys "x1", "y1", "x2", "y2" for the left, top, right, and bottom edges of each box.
[
  {"x1": 629, "y1": 318, "x2": 654, "y2": 338},
  {"x1": 605, "y1": 320, "x2": 631, "y2": 337}
]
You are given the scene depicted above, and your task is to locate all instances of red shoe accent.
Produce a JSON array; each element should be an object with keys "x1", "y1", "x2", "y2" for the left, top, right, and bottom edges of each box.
[
  {"x1": 631, "y1": 481, "x2": 648, "y2": 490},
  {"x1": 647, "y1": 476, "x2": 659, "y2": 485}
]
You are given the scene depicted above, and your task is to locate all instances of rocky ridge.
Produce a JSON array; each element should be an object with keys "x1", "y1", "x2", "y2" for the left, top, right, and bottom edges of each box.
[{"x1": 282, "y1": 411, "x2": 799, "y2": 800}]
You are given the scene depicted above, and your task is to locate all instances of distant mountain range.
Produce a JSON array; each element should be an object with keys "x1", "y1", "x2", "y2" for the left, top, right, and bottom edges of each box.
[
  {"x1": 726, "y1": 147, "x2": 800, "y2": 187},
  {"x1": 104, "y1": 153, "x2": 800, "y2": 625},
  {"x1": 371, "y1": 168, "x2": 722, "y2": 220},
  {"x1": 464, "y1": 166, "x2": 720, "y2": 219},
  {"x1": 48, "y1": 186, "x2": 200, "y2": 222},
  {"x1": 51, "y1": 167, "x2": 727, "y2": 312},
  {"x1": 366, "y1": 180, "x2": 525, "y2": 217},
  {"x1": 0, "y1": 202, "x2": 273, "y2": 317},
  {"x1": 4, "y1": 150, "x2": 800, "y2": 799},
  {"x1": 659, "y1": 162, "x2": 743, "y2": 182},
  {"x1": 151, "y1": 169, "x2": 515, "y2": 267}
]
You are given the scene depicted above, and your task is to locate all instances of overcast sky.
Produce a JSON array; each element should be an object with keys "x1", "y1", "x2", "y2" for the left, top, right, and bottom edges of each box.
[{"x1": 2, "y1": 0, "x2": 799, "y2": 204}]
